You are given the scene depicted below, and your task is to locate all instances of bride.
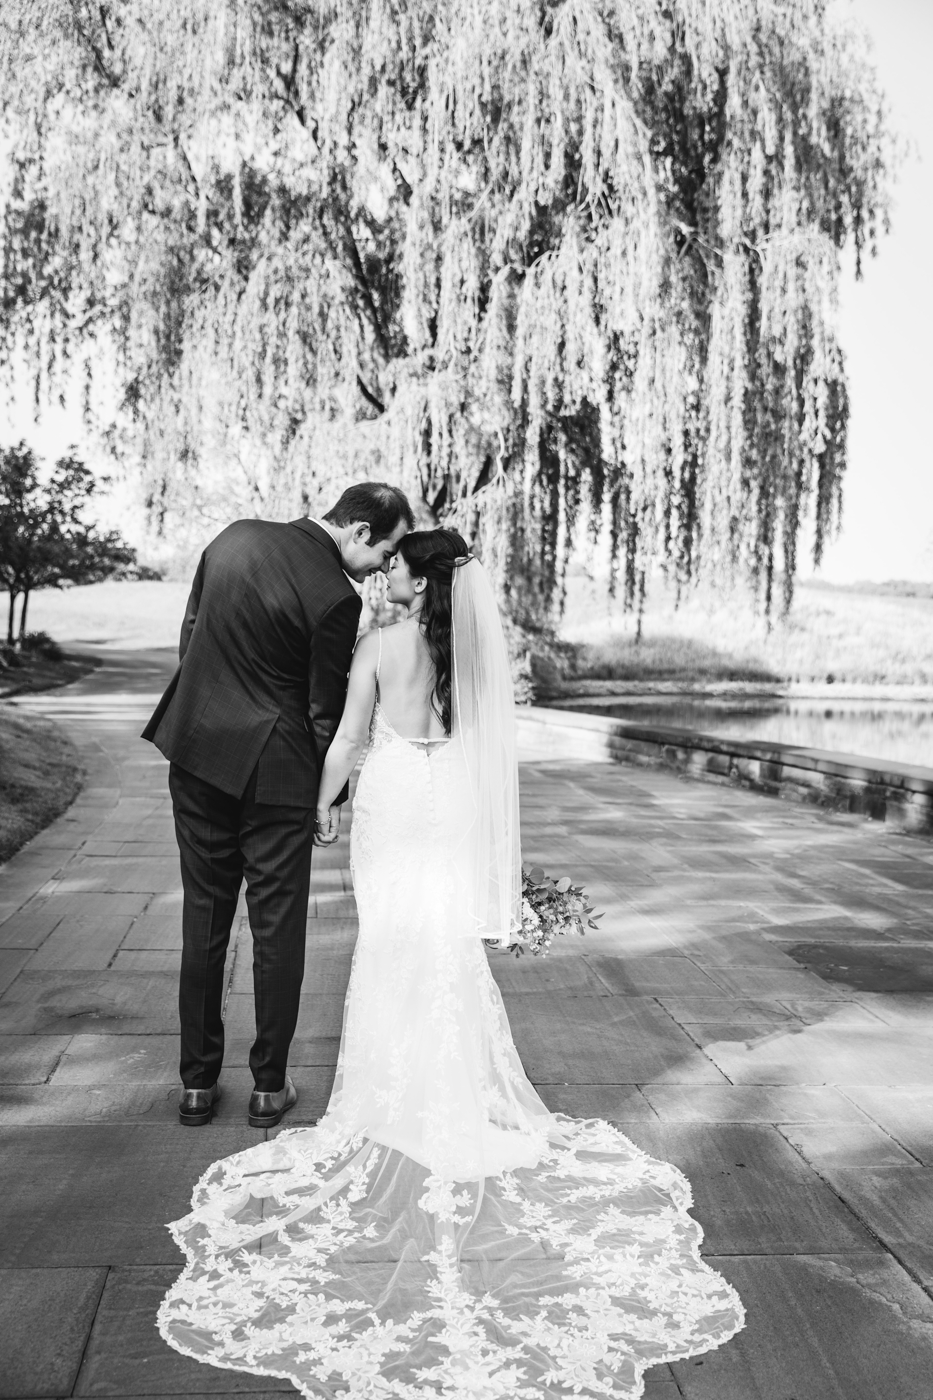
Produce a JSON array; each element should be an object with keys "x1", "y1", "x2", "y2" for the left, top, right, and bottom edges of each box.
[{"x1": 159, "y1": 529, "x2": 744, "y2": 1399}]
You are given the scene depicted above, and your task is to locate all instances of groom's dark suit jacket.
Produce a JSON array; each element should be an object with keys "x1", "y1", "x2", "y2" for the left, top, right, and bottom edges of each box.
[{"x1": 142, "y1": 518, "x2": 362, "y2": 807}]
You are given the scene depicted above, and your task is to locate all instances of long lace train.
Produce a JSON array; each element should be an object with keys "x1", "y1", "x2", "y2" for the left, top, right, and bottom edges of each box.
[{"x1": 158, "y1": 704, "x2": 744, "y2": 1397}]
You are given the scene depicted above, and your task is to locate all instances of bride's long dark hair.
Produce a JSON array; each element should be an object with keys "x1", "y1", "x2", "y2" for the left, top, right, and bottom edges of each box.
[{"x1": 397, "y1": 527, "x2": 470, "y2": 735}]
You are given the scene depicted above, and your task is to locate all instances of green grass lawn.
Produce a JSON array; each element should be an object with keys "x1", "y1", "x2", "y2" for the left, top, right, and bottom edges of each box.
[
  {"x1": 0, "y1": 649, "x2": 100, "y2": 700},
  {"x1": 0, "y1": 710, "x2": 83, "y2": 864},
  {"x1": 559, "y1": 571, "x2": 933, "y2": 687},
  {"x1": 25, "y1": 579, "x2": 189, "y2": 650}
]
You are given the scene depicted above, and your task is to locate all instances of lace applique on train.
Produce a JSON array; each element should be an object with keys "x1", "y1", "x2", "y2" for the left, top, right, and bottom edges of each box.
[{"x1": 159, "y1": 695, "x2": 744, "y2": 1397}]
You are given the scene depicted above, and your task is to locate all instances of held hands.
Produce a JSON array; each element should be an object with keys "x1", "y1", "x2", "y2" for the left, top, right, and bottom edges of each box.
[{"x1": 313, "y1": 804, "x2": 341, "y2": 847}]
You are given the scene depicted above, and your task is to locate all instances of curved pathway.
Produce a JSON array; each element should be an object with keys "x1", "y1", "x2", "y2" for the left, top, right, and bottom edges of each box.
[{"x1": 1, "y1": 649, "x2": 932, "y2": 1398}]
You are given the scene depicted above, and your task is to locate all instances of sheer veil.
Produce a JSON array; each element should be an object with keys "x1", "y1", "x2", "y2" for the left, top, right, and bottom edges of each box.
[{"x1": 450, "y1": 556, "x2": 522, "y2": 945}]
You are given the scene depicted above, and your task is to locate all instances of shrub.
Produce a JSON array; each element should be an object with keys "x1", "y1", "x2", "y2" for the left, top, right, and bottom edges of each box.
[
  {"x1": 19, "y1": 631, "x2": 64, "y2": 662},
  {"x1": 0, "y1": 643, "x2": 24, "y2": 670}
]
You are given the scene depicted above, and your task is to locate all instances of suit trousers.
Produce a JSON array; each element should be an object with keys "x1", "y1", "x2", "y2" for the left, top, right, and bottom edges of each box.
[{"x1": 169, "y1": 762, "x2": 314, "y2": 1092}]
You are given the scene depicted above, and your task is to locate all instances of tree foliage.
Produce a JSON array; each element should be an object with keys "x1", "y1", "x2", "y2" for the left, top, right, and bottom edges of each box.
[
  {"x1": 0, "y1": 0, "x2": 893, "y2": 624},
  {"x1": 0, "y1": 442, "x2": 137, "y2": 642}
]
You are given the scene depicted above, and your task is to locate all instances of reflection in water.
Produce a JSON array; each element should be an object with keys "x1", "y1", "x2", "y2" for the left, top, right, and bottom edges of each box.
[{"x1": 571, "y1": 697, "x2": 933, "y2": 769}]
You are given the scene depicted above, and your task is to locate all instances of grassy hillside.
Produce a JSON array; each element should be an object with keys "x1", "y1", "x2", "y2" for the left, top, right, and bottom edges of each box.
[
  {"x1": 0, "y1": 710, "x2": 83, "y2": 863},
  {"x1": 24, "y1": 579, "x2": 189, "y2": 650},
  {"x1": 560, "y1": 571, "x2": 933, "y2": 687}
]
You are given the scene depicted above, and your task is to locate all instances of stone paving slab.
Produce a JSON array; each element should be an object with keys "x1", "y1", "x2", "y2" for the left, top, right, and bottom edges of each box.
[
  {"x1": 0, "y1": 1083, "x2": 184, "y2": 1127},
  {"x1": 820, "y1": 1166, "x2": 933, "y2": 1282},
  {"x1": 110, "y1": 951, "x2": 179, "y2": 973},
  {"x1": 852, "y1": 859, "x2": 933, "y2": 891},
  {"x1": 0, "y1": 1266, "x2": 107, "y2": 1399},
  {"x1": 50, "y1": 1036, "x2": 179, "y2": 1084},
  {"x1": 0, "y1": 949, "x2": 32, "y2": 996},
  {"x1": 536, "y1": 1083, "x2": 656, "y2": 1119},
  {"x1": 887, "y1": 1242, "x2": 933, "y2": 1295},
  {"x1": 640, "y1": 1084, "x2": 870, "y2": 1124},
  {"x1": 9, "y1": 893, "x2": 152, "y2": 930},
  {"x1": 787, "y1": 940, "x2": 933, "y2": 993},
  {"x1": 503, "y1": 994, "x2": 729, "y2": 1083},
  {"x1": 27, "y1": 920, "x2": 136, "y2": 972},
  {"x1": 779, "y1": 1119, "x2": 919, "y2": 1168},
  {"x1": 656, "y1": 995, "x2": 799, "y2": 1024},
  {"x1": 697, "y1": 966, "x2": 843, "y2": 998},
  {"x1": 73, "y1": 1266, "x2": 295, "y2": 1396},
  {"x1": 487, "y1": 952, "x2": 611, "y2": 994},
  {"x1": 0, "y1": 972, "x2": 178, "y2": 1035},
  {"x1": 0, "y1": 1125, "x2": 259, "y2": 1266},
  {"x1": 0, "y1": 1035, "x2": 72, "y2": 1084},
  {"x1": 2, "y1": 653, "x2": 933, "y2": 1395},
  {"x1": 763, "y1": 917, "x2": 901, "y2": 941},
  {"x1": 850, "y1": 991, "x2": 933, "y2": 1024},
  {"x1": 0, "y1": 903, "x2": 70, "y2": 949},
  {"x1": 842, "y1": 1086, "x2": 933, "y2": 1163},
  {"x1": 693, "y1": 1021, "x2": 933, "y2": 1086},
  {"x1": 143, "y1": 894, "x2": 185, "y2": 916},
  {"x1": 119, "y1": 918, "x2": 183, "y2": 950},
  {"x1": 670, "y1": 1253, "x2": 933, "y2": 1399},
  {"x1": 588, "y1": 954, "x2": 725, "y2": 996},
  {"x1": 667, "y1": 932, "x2": 804, "y2": 968},
  {"x1": 51, "y1": 859, "x2": 179, "y2": 896},
  {"x1": 622, "y1": 1123, "x2": 879, "y2": 1254},
  {"x1": 773, "y1": 998, "x2": 884, "y2": 1025}
]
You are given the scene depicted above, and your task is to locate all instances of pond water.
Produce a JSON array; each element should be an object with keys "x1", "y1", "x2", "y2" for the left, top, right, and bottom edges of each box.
[{"x1": 567, "y1": 696, "x2": 933, "y2": 771}]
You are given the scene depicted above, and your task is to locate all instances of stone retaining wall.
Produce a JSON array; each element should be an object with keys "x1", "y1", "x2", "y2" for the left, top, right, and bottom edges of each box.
[{"x1": 516, "y1": 706, "x2": 933, "y2": 834}]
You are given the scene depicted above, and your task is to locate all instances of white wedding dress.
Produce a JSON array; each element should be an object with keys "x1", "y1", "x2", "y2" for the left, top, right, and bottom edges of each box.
[{"x1": 159, "y1": 648, "x2": 744, "y2": 1397}]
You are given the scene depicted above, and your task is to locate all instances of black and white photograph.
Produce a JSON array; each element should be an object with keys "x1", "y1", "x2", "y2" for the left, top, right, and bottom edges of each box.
[{"x1": 0, "y1": 2, "x2": 931, "y2": 1397}]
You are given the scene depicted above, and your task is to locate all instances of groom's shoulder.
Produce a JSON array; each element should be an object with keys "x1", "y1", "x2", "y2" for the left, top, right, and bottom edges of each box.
[
  {"x1": 208, "y1": 517, "x2": 332, "y2": 571},
  {"x1": 204, "y1": 518, "x2": 355, "y2": 601},
  {"x1": 206, "y1": 517, "x2": 278, "y2": 554}
]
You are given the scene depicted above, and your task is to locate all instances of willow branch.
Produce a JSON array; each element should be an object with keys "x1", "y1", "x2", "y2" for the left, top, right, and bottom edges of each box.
[{"x1": 356, "y1": 374, "x2": 385, "y2": 413}]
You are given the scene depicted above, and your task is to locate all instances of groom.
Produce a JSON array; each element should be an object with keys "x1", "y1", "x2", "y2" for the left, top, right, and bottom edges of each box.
[{"x1": 143, "y1": 483, "x2": 414, "y2": 1128}]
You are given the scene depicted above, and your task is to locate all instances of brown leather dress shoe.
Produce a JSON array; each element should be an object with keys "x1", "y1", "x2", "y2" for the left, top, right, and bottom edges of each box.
[
  {"x1": 248, "y1": 1074, "x2": 297, "y2": 1128},
  {"x1": 178, "y1": 1083, "x2": 221, "y2": 1126}
]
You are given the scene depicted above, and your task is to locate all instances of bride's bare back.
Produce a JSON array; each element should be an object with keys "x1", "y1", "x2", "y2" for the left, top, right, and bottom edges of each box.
[
  {"x1": 375, "y1": 620, "x2": 446, "y2": 742},
  {"x1": 315, "y1": 620, "x2": 446, "y2": 807}
]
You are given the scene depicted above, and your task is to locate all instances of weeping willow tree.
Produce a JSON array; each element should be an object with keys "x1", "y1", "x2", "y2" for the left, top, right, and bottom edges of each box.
[{"x1": 0, "y1": 0, "x2": 892, "y2": 629}]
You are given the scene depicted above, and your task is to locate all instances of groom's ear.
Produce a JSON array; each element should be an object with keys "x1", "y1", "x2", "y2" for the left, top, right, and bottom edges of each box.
[{"x1": 352, "y1": 521, "x2": 372, "y2": 544}]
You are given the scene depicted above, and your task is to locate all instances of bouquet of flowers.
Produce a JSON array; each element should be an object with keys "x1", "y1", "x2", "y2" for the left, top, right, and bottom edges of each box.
[{"x1": 498, "y1": 866, "x2": 601, "y2": 957}]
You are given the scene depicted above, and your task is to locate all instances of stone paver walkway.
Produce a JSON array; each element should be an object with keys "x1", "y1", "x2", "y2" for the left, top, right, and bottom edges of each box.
[{"x1": 1, "y1": 648, "x2": 933, "y2": 1399}]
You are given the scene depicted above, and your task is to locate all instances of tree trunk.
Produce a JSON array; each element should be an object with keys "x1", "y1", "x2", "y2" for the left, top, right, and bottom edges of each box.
[
  {"x1": 18, "y1": 589, "x2": 30, "y2": 643},
  {"x1": 6, "y1": 590, "x2": 17, "y2": 646}
]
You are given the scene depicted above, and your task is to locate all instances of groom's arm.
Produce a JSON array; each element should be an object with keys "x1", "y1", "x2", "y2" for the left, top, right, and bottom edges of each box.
[
  {"x1": 308, "y1": 593, "x2": 363, "y2": 806},
  {"x1": 178, "y1": 552, "x2": 206, "y2": 661}
]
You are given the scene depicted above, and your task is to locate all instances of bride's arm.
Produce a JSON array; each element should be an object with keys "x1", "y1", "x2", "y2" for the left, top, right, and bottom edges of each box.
[{"x1": 315, "y1": 630, "x2": 380, "y2": 842}]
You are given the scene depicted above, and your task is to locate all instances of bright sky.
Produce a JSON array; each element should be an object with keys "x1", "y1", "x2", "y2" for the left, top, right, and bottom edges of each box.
[
  {"x1": 815, "y1": 0, "x2": 933, "y2": 582},
  {"x1": 1, "y1": 0, "x2": 930, "y2": 582}
]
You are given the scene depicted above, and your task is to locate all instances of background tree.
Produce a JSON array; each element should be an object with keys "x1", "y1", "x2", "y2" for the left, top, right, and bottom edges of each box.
[
  {"x1": 0, "y1": 0, "x2": 893, "y2": 634},
  {"x1": 0, "y1": 443, "x2": 137, "y2": 644}
]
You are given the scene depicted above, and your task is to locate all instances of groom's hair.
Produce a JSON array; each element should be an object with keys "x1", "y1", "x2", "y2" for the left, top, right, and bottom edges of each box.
[{"x1": 323, "y1": 482, "x2": 415, "y2": 544}]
